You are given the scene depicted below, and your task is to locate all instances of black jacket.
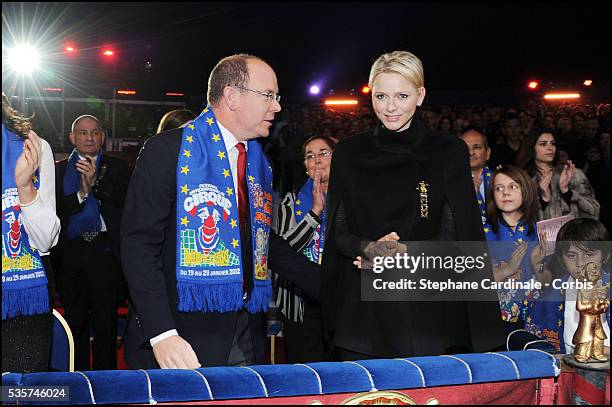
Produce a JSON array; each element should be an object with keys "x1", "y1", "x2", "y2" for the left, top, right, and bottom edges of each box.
[
  {"x1": 121, "y1": 128, "x2": 320, "y2": 368},
  {"x1": 321, "y1": 119, "x2": 507, "y2": 358},
  {"x1": 53, "y1": 153, "x2": 130, "y2": 267}
]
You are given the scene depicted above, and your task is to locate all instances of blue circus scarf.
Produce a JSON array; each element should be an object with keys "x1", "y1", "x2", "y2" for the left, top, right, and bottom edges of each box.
[
  {"x1": 485, "y1": 218, "x2": 538, "y2": 322},
  {"x1": 63, "y1": 149, "x2": 102, "y2": 240},
  {"x1": 176, "y1": 107, "x2": 273, "y2": 314},
  {"x1": 476, "y1": 166, "x2": 493, "y2": 225},
  {"x1": 2, "y1": 125, "x2": 49, "y2": 320},
  {"x1": 294, "y1": 178, "x2": 325, "y2": 264}
]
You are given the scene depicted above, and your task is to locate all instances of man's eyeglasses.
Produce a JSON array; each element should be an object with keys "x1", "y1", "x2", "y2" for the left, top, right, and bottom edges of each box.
[
  {"x1": 233, "y1": 86, "x2": 281, "y2": 103},
  {"x1": 305, "y1": 150, "x2": 332, "y2": 161}
]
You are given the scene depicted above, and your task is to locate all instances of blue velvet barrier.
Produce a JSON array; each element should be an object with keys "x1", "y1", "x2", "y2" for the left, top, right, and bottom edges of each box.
[{"x1": 2, "y1": 351, "x2": 559, "y2": 404}]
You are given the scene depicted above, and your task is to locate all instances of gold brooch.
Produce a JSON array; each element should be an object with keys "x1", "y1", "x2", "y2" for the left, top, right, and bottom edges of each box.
[{"x1": 417, "y1": 181, "x2": 429, "y2": 218}]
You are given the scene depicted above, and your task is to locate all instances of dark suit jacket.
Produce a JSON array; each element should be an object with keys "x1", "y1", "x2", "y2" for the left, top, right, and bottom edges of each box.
[
  {"x1": 121, "y1": 128, "x2": 320, "y2": 368},
  {"x1": 53, "y1": 153, "x2": 130, "y2": 268}
]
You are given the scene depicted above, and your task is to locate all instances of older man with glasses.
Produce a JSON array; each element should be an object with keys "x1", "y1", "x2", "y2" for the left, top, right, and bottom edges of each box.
[{"x1": 121, "y1": 54, "x2": 320, "y2": 369}]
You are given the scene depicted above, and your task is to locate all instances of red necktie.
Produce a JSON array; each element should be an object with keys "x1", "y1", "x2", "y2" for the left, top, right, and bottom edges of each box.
[{"x1": 236, "y1": 143, "x2": 248, "y2": 230}]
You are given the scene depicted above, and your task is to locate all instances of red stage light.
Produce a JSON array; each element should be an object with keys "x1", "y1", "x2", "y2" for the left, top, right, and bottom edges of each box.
[
  {"x1": 42, "y1": 87, "x2": 63, "y2": 92},
  {"x1": 102, "y1": 49, "x2": 115, "y2": 57},
  {"x1": 583, "y1": 80, "x2": 593, "y2": 86},
  {"x1": 65, "y1": 46, "x2": 76, "y2": 53},
  {"x1": 165, "y1": 92, "x2": 184, "y2": 97},
  {"x1": 528, "y1": 81, "x2": 539, "y2": 90},
  {"x1": 117, "y1": 89, "x2": 136, "y2": 95},
  {"x1": 361, "y1": 86, "x2": 371, "y2": 94}
]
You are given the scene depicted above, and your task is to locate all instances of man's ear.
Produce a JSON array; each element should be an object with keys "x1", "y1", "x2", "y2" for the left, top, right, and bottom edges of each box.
[
  {"x1": 69, "y1": 132, "x2": 76, "y2": 146},
  {"x1": 223, "y1": 86, "x2": 239, "y2": 111}
]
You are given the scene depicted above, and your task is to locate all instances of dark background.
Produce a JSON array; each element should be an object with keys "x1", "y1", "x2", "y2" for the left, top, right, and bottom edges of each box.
[{"x1": 2, "y1": 2, "x2": 610, "y2": 103}]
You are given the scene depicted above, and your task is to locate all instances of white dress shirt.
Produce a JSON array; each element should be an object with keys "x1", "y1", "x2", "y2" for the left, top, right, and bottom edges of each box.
[
  {"x1": 20, "y1": 139, "x2": 61, "y2": 255},
  {"x1": 150, "y1": 120, "x2": 246, "y2": 346}
]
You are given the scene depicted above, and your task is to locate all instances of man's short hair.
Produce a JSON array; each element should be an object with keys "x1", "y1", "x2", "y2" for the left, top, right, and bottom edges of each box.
[
  {"x1": 71, "y1": 114, "x2": 102, "y2": 133},
  {"x1": 207, "y1": 53, "x2": 261, "y2": 107},
  {"x1": 460, "y1": 125, "x2": 489, "y2": 150}
]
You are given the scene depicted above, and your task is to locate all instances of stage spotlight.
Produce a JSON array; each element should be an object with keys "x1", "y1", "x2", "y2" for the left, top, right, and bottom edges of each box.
[
  {"x1": 583, "y1": 80, "x2": 592, "y2": 86},
  {"x1": 7, "y1": 44, "x2": 41, "y2": 74},
  {"x1": 309, "y1": 85, "x2": 321, "y2": 95},
  {"x1": 102, "y1": 49, "x2": 115, "y2": 57},
  {"x1": 361, "y1": 86, "x2": 371, "y2": 94},
  {"x1": 528, "y1": 81, "x2": 539, "y2": 90}
]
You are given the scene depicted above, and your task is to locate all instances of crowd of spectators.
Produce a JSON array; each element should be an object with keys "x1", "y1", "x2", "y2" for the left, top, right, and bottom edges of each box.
[{"x1": 263, "y1": 100, "x2": 610, "y2": 229}]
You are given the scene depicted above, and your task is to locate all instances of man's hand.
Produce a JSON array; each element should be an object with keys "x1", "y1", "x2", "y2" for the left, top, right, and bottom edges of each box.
[
  {"x1": 152, "y1": 335, "x2": 201, "y2": 369},
  {"x1": 76, "y1": 155, "x2": 97, "y2": 196}
]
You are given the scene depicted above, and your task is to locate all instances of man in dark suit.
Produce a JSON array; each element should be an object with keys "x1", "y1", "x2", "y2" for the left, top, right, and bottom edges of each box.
[
  {"x1": 53, "y1": 115, "x2": 130, "y2": 370},
  {"x1": 121, "y1": 54, "x2": 320, "y2": 369}
]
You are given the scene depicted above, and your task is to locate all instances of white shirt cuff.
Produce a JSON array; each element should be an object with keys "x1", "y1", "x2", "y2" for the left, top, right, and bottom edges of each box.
[
  {"x1": 304, "y1": 212, "x2": 321, "y2": 229},
  {"x1": 77, "y1": 191, "x2": 88, "y2": 204},
  {"x1": 150, "y1": 329, "x2": 179, "y2": 347}
]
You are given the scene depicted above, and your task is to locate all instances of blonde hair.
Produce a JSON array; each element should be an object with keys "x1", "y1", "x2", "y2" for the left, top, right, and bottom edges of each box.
[{"x1": 368, "y1": 51, "x2": 425, "y2": 89}]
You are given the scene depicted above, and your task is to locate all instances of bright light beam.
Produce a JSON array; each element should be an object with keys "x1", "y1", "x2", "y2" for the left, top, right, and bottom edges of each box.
[
  {"x1": 7, "y1": 44, "x2": 41, "y2": 74},
  {"x1": 543, "y1": 93, "x2": 581, "y2": 100},
  {"x1": 324, "y1": 99, "x2": 358, "y2": 106}
]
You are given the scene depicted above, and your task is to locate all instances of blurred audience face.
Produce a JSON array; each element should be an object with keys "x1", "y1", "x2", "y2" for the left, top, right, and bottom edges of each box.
[
  {"x1": 461, "y1": 130, "x2": 490, "y2": 171},
  {"x1": 503, "y1": 118, "x2": 522, "y2": 142},
  {"x1": 543, "y1": 114, "x2": 555, "y2": 129},
  {"x1": 490, "y1": 108, "x2": 502, "y2": 123},
  {"x1": 439, "y1": 117, "x2": 451, "y2": 133},
  {"x1": 557, "y1": 117, "x2": 572, "y2": 134},
  {"x1": 424, "y1": 111, "x2": 439, "y2": 130},
  {"x1": 471, "y1": 114, "x2": 482, "y2": 129},
  {"x1": 585, "y1": 118, "x2": 599, "y2": 140},
  {"x1": 586, "y1": 145, "x2": 601, "y2": 162},
  {"x1": 572, "y1": 115, "x2": 585, "y2": 133},
  {"x1": 600, "y1": 132, "x2": 610, "y2": 150},
  {"x1": 371, "y1": 72, "x2": 425, "y2": 132},
  {"x1": 557, "y1": 148, "x2": 570, "y2": 166},
  {"x1": 534, "y1": 132, "x2": 556, "y2": 164},
  {"x1": 452, "y1": 118, "x2": 465, "y2": 134},
  {"x1": 493, "y1": 173, "x2": 523, "y2": 214},
  {"x1": 304, "y1": 138, "x2": 333, "y2": 182}
]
